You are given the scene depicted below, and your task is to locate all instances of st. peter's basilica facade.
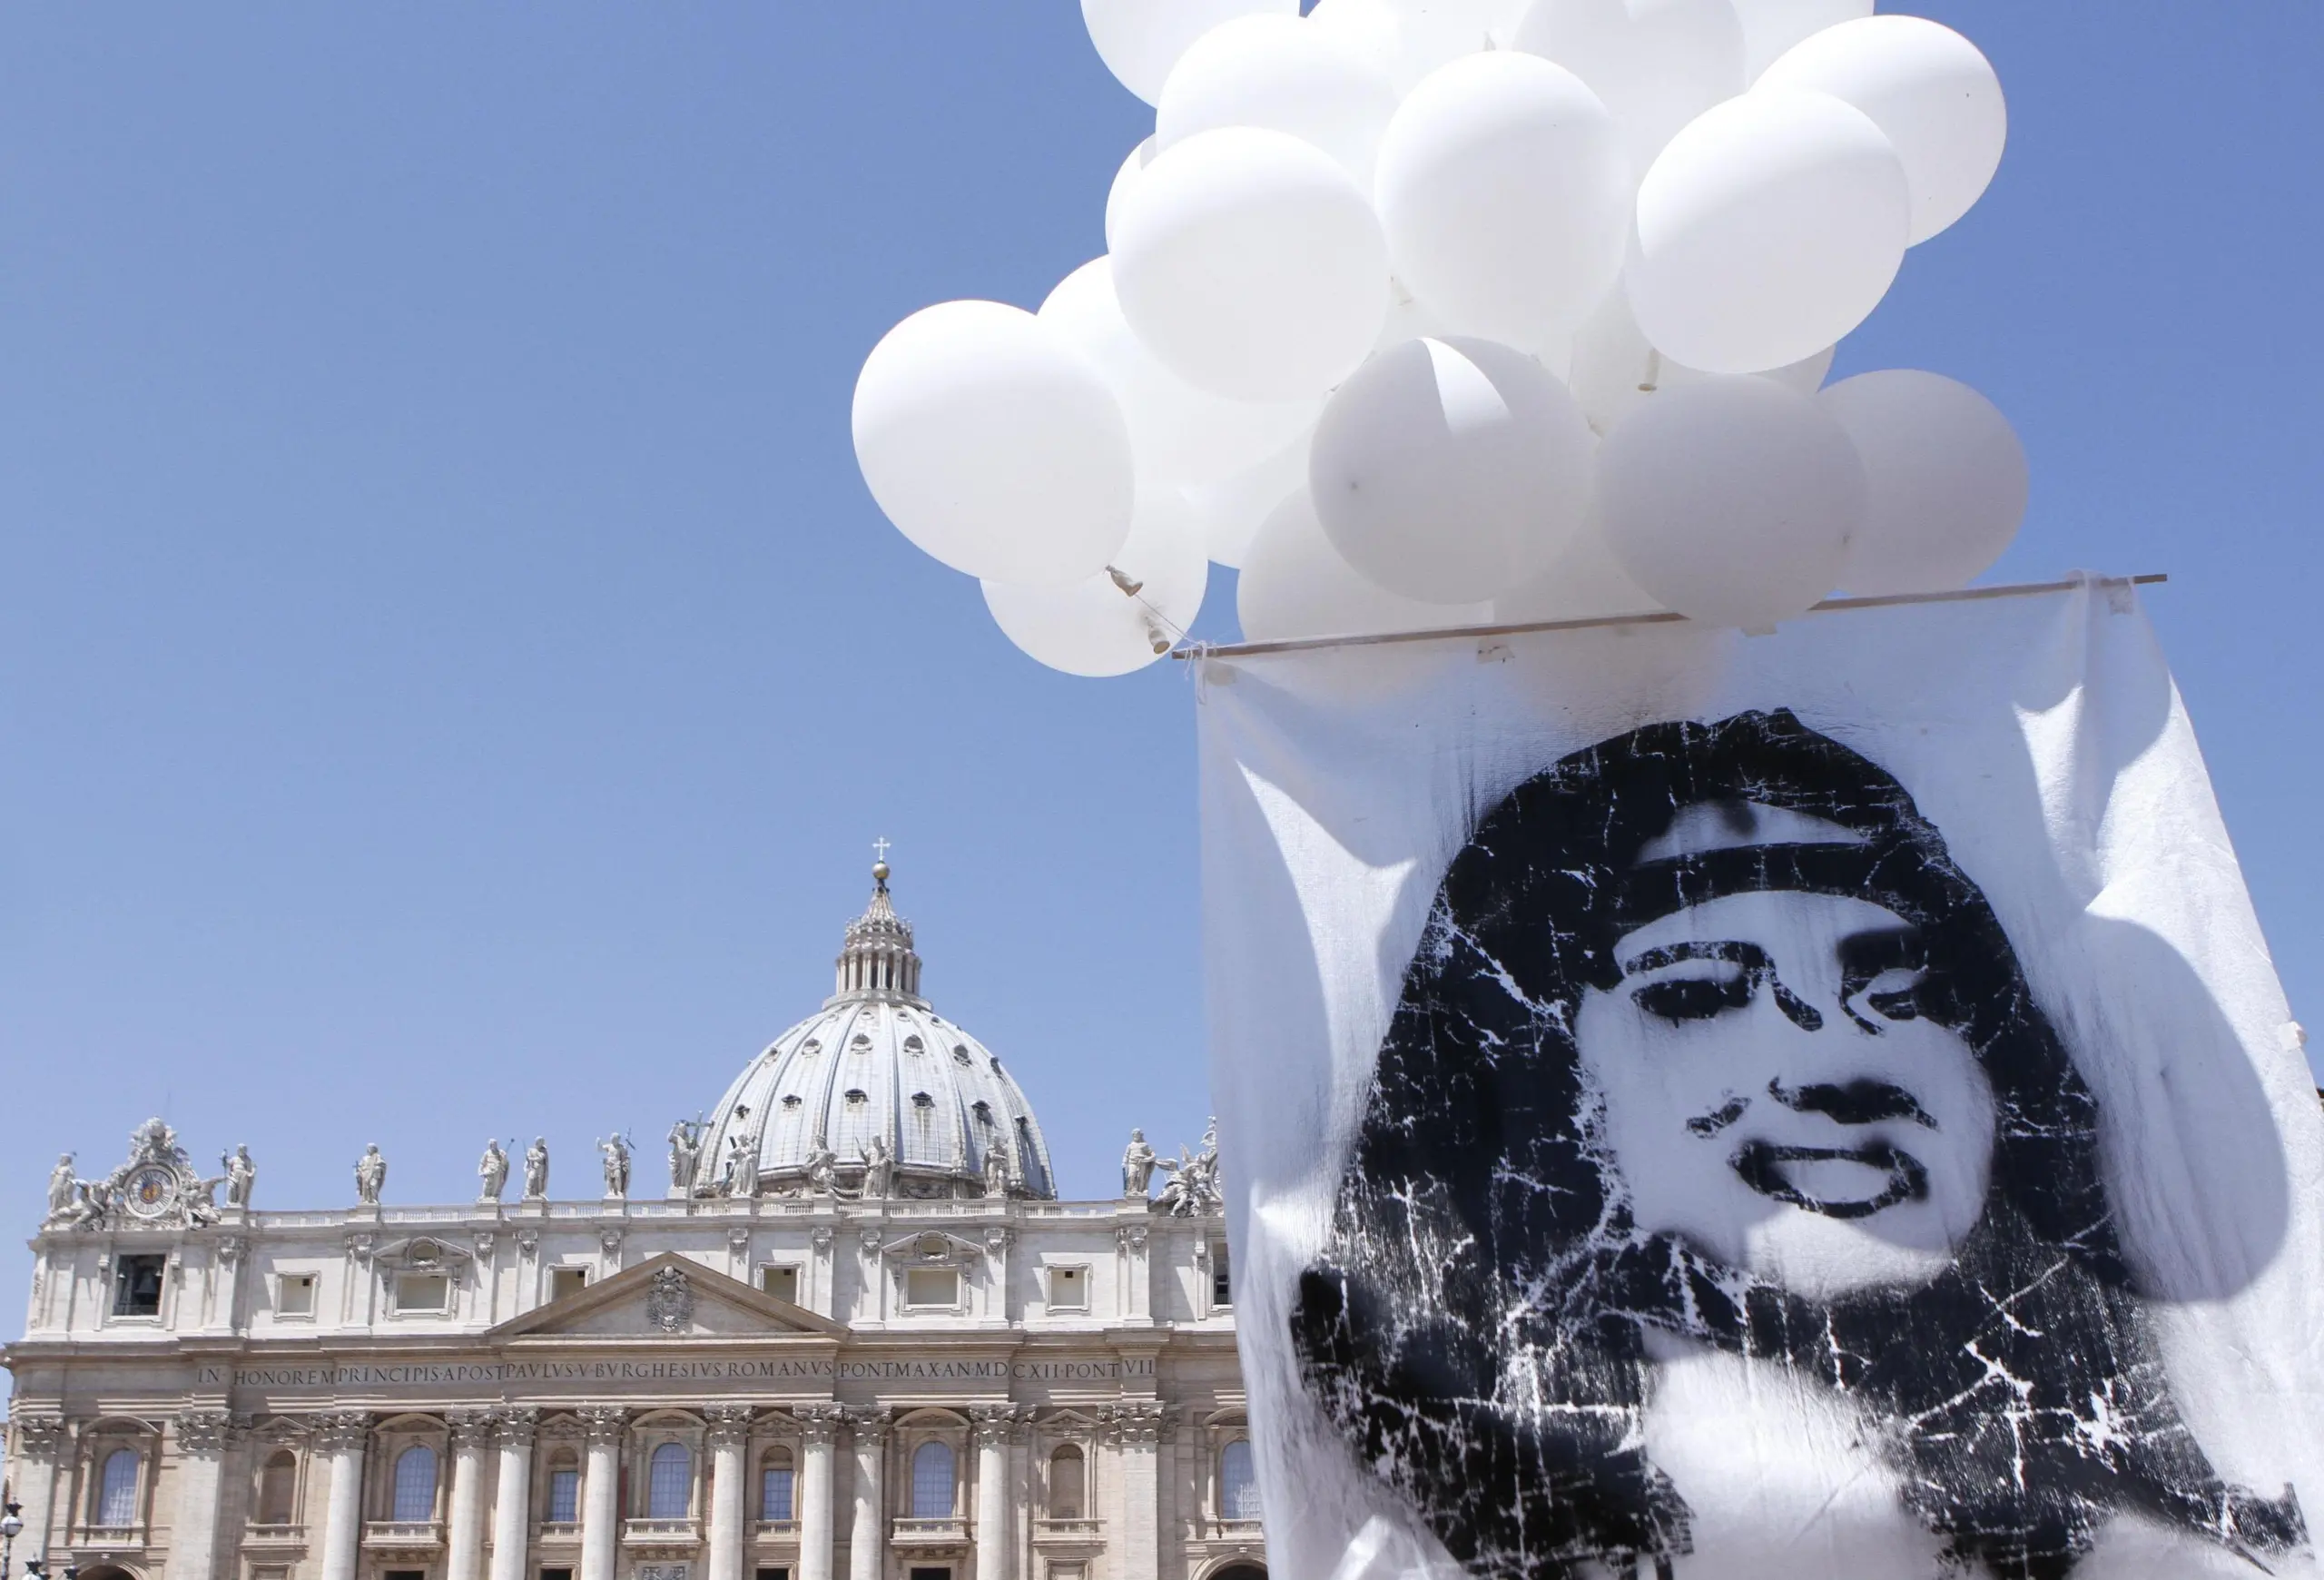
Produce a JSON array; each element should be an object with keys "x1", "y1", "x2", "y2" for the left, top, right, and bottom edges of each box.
[{"x1": 2, "y1": 865, "x2": 1261, "y2": 1580}]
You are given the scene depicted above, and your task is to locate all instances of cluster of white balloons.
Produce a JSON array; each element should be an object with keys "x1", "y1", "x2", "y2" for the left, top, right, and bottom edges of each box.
[{"x1": 852, "y1": 0, "x2": 2024, "y2": 675}]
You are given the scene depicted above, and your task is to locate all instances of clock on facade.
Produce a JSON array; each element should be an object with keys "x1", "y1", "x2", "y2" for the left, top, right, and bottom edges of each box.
[{"x1": 123, "y1": 1163, "x2": 181, "y2": 1220}]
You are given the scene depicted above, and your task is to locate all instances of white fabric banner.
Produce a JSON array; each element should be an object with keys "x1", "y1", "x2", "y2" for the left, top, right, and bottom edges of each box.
[{"x1": 1196, "y1": 582, "x2": 2324, "y2": 1580}]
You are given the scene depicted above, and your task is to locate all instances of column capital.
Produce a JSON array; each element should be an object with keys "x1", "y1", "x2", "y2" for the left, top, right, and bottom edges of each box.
[
  {"x1": 494, "y1": 1407, "x2": 541, "y2": 1449},
  {"x1": 704, "y1": 1406, "x2": 756, "y2": 1448},
  {"x1": 1098, "y1": 1403, "x2": 1172, "y2": 1447},
  {"x1": 577, "y1": 1407, "x2": 628, "y2": 1445},
  {"x1": 843, "y1": 1407, "x2": 892, "y2": 1447},
  {"x1": 11, "y1": 1414, "x2": 66, "y2": 1462},
  {"x1": 448, "y1": 1409, "x2": 497, "y2": 1451},
  {"x1": 793, "y1": 1402, "x2": 846, "y2": 1447},
  {"x1": 314, "y1": 1410, "x2": 373, "y2": 1454},
  {"x1": 175, "y1": 1408, "x2": 237, "y2": 1458},
  {"x1": 968, "y1": 1404, "x2": 1029, "y2": 1447}
]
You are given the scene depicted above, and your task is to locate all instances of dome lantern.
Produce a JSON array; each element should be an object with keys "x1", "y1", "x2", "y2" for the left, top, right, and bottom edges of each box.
[{"x1": 832, "y1": 860, "x2": 923, "y2": 1005}]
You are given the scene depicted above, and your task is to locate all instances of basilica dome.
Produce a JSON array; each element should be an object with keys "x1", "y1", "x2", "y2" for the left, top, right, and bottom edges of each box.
[{"x1": 692, "y1": 863, "x2": 1057, "y2": 1200}]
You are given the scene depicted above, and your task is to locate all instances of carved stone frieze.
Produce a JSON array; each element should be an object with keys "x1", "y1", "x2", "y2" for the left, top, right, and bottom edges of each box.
[
  {"x1": 645, "y1": 1266, "x2": 694, "y2": 1333},
  {"x1": 1098, "y1": 1402, "x2": 1172, "y2": 1447},
  {"x1": 517, "y1": 1229, "x2": 540, "y2": 1259},
  {"x1": 844, "y1": 1406, "x2": 892, "y2": 1447},
  {"x1": 1117, "y1": 1224, "x2": 1148, "y2": 1252},
  {"x1": 969, "y1": 1403, "x2": 1030, "y2": 1446},
  {"x1": 494, "y1": 1407, "x2": 540, "y2": 1449},
  {"x1": 13, "y1": 1415, "x2": 65, "y2": 1462},
  {"x1": 578, "y1": 1406, "x2": 628, "y2": 1444}
]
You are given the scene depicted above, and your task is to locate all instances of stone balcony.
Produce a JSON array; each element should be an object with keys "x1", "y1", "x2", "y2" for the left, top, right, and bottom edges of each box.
[
  {"x1": 889, "y1": 1517, "x2": 970, "y2": 1550},
  {"x1": 752, "y1": 1521, "x2": 800, "y2": 1543},
  {"x1": 242, "y1": 1525, "x2": 307, "y2": 1547},
  {"x1": 623, "y1": 1518, "x2": 703, "y2": 1549},
  {"x1": 75, "y1": 1526, "x2": 144, "y2": 1551},
  {"x1": 363, "y1": 1522, "x2": 445, "y2": 1551},
  {"x1": 1030, "y1": 1517, "x2": 1103, "y2": 1549}
]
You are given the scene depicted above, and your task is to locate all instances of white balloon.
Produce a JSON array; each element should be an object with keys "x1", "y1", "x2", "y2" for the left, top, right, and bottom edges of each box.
[
  {"x1": 1309, "y1": 0, "x2": 1496, "y2": 91},
  {"x1": 1629, "y1": 89, "x2": 1908, "y2": 374},
  {"x1": 1113, "y1": 127, "x2": 1390, "y2": 401},
  {"x1": 1757, "y1": 17, "x2": 2006, "y2": 243},
  {"x1": 1821, "y1": 370, "x2": 2027, "y2": 597},
  {"x1": 1039, "y1": 258, "x2": 1322, "y2": 492},
  {"x1": 1374, "y1": 52, "x2": 1630, "y2": 353},
  {"x1": 1184, "y1": 427, "x2": 1314, "y2": 568},
  {"x1": 1238, "y1": 489, "x2": 1490, "y2": 641},
  {"x1": 982, "y1": 489, "x2": 1210, "y2": 676},
  {"x1": 1157, "y1": 15, "x2": 1401, "y2": 187},
  {"x1": 1730, "y1": 0, "x2": 1870, "y2": 80},
  {"x1": 1104, "y1": 137, "x2": 1157, "y2": 255},
  {"x1": 1493, "y1": 515, "x2": 1665, "y2": 623},
  {"x1": 1080, "y1": 0, "x2": 1300, "y2": 105},
  {"x1": 1597, "y1": 375, "x2": 1864, "y2": 628},
  {"x1": 852, "y1": 301, "x2": 1134, "y2": 587},
  {"x1": 1514, "y1": 0, "x2": 1747, "y2": 173},
  {"x1": 1311, "y1": 337, "x2": 1596, "y2": 604},
  {"x1": 1569, "y1": 286, "x2": 1830, "y2": 435}
]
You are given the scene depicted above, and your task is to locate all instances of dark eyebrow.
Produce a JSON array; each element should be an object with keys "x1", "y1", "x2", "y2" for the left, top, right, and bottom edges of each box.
[
  {"x1": 1621, "y1": 940, "x2": 1769, "y2": 976},
  {"x1": 1838, "y1": 925, "x2": 1924, "y2": 977}
]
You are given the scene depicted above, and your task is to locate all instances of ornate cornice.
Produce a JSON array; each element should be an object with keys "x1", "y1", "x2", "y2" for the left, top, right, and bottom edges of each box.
[
  {"x1": 493, "y1": 1407, "x2": 540, "y2": 1450},
  {"x1": 174, "y1": 1409, "x2": 236, "y2": 1457},
  {"x1": 313, "y1": 1410, "x2": 372, "y2": 1454}
]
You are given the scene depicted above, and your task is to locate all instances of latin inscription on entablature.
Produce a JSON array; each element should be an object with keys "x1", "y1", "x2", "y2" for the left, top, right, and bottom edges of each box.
[{"x1": 201, "y1": 1356, "x2": 1156, "y2": 1392}]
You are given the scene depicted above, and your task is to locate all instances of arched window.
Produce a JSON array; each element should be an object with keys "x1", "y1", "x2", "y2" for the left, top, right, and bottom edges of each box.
[
  {"x1": 910, "y1": 1440, "x2": 955, "y2": 1519},
  {"x1": 391, "y1": 1445, "x2": 438, "y2": 1523},
  {"x1": 258, "y1": 1451, "x2": 298, "y2": 1525},
  {"x1": 647, "y1": 1443, "x2": 692, "y2": 1520},
  {"x1": 760, "y1": 1447, "x2": 795, "y2": 1523},
  {"x1": 1048, "y1": 1446, "x2": 1085, "y2": 1520},
  {"x1": 1219, "y1": 1439, "x2": 1260, "y2": 1521},
  {"x1": 96, "y1": 1448, "x2": 140, "y2": 1527},
  {"x1": 546, "y1": 1450, "x2": 581, "y2": 1525}
]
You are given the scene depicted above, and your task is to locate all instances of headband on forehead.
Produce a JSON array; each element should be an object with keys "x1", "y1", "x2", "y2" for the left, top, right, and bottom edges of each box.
[{"x1": 1612, "y1": 842, "x2": 1931, "y2": 934}]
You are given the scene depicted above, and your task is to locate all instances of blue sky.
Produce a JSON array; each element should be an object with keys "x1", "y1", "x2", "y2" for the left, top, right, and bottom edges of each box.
[{"x1": 1, "y1": 3, "x2": 2319, "y2": 1336}]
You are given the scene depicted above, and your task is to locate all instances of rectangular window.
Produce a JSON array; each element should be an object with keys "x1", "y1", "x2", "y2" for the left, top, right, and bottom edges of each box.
[
  {"x1": 395, "y1": 1273, "x2": 450, "y2": 1314},
  {"x1": 386, "y1": 1570, "x2": 428, "y2": 1580},
  {"x1": 904, "y1": 1268, "x2": 960, "y2": 1309},
  {"x1": 542, "y1": 1570, "x2": 576, "y2": 1580},
  {"x1": 547, "y1": 1470, "x2": 580, "y2": 1525},
  {"x1": 550, "y1": 1268, "x2": 589, "y2": 1302},
  {"x1": 756, "y1": 1568, "x2": 791, "y2": 1580},
  {"x1": 1046, "y1": 1266, "x2": 1088, "y2": 1310},
  {"x1": 113, "y1": 1254, "x2": 167, "y2": 1318},
  {"x1": 761, "y1": 1466, "x2": 795, "y2": 1522},
  {"x1": 910, "y1": 1568, "x2": 951, "y2": 1580},
  {"x1": 276, "y1": 1273, "x2": 317, "y2": 1318},
  {"x1": 1210, "y1": 1241, "x2": 1232, "y2": 1308},
  {"x1": 758, "y1": 1265, "x2": 800, "y2": 1305}
]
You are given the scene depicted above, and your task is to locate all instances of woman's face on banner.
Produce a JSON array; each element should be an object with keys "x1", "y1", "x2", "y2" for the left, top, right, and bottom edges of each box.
[{"x1": 1573, "y1": 888, "x2": 1997, "y2": 1298}]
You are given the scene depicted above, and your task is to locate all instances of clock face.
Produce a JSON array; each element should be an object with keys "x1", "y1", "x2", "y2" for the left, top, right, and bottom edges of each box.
[{"x1": 124, "y1": 1164, "x2": 179, "y2": 1219}]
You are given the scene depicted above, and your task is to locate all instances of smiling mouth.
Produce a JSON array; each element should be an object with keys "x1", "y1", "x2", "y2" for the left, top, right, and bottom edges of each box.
[{"x1": 1730, "y1": 1141, "x2": 1930, "y2": 1220}]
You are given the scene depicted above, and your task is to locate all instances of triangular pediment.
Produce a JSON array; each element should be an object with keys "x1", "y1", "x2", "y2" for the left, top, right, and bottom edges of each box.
[{"x1": 486, "y1": 1252, "x2": 845, "y2": 1340}]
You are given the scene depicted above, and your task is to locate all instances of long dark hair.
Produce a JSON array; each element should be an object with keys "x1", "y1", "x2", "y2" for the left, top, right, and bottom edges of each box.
[{"x1": 1291, "y1": 711, "x2": 2303, "y2": 1580}]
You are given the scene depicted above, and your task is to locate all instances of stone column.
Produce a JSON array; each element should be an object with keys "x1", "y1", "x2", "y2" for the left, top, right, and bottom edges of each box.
[
  {"x1": 445, "y1": 1411, "x2": 495, "y2": 1580},
  {"x1": 1116, "y1": 1224, "x2": 1150, "y2": 1324},
  {"x1": 846, "y1": 1411, "x2": 891, "y2": 1580},
  {"x1": 704, "y1": 1407, "x2": 755, "y2": 1580},
  {"x1": 165, "y1": 1411, "x2": 234, "y2": 1580},
  {"x1": 578, "y1": 1407, "x2": 627, "y2": 1580},
  {"x1": 487, "y1": 1410, "x2": 540, "y2": 1580},
  {"x1": 8, "y1": 1417, "x2": 66, "y2": 1565},
  {"x1": 316, "y1": 1412, "x2": 373, "y2": 1580},
  {"x1": 796, "y1": 1404, "x2": 844, "y2": 1580},
  {"x1": 1107, "y1": 1406, "x2": 1164, "y2": 1580},
  {"x1": 970, "y1": 1407, "x2": 1021, "y2": 1580}
]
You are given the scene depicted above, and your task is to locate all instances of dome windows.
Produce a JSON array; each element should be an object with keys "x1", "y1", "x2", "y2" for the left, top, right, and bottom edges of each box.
[
  {"x1": 952, "y1": 1046, "x2": 972, "y2": 1066},
  {"x1": 782, "y1": 1095, "x2": 803, "y2": 1110},
  {"x1": 845, "y1": 1090, "x2": 869, "y2": 1106},
  {"x1": 903, "y1": 1034, "x2": 925, "y2": 1055},
  {"x1": 911, "y1": 1091, "x2": 935, "y2": 1109},
  {"x1": 971, "y1": 1101, "x2": 994, "y2": 1123}
]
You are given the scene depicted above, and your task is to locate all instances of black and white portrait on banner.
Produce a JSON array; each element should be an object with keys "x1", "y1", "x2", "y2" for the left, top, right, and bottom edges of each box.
[
  {"x1": 1196, "y1": 589, "x2": 2324, "y2": 1580},
  {"x1": 1289, "y1": 710, "x2": 2302, "y2": 1579}
]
